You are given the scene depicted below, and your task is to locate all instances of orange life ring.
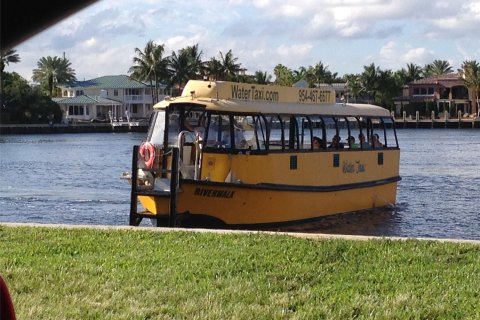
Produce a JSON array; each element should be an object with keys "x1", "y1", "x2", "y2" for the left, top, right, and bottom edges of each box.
[{"x1": 139, "y1": 142, "x2": 155, "y2": 169}]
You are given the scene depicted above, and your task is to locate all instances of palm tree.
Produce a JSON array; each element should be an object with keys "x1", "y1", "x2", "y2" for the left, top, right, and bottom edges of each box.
[
  {"x1": 405, "y1": 63, "x2": 423, "y2": 82},
  {"x1": 253, "y1": 71, "x2": 271, "y2": 84},
  {"x1": 306, "y1": 61, "x2": 337, "y2": 87},
  {"x1": 462, "y1": 60, "x2": 480, "y2": 115},
  {"x1": 129, "y1": 40, "x2": 169, "y2": 104},
  {"x1": 375, "y1": 69, "x2": 400, "y2": 109},
  {"x1": 274, "y1": 64, "x2": 294, "y2": 86},
  {"x1": 205, "y1": 57, "x2": 223, "y2": 81},
  {"x1": 32, "y1": 56, "x2": 76, "y2": 96},
  {"x1": 1, "y1": 49, "x2": 21, "y2": 109},
  {"x1": 292, "y1": 66, "x2": 307, "y2": 84},
  {"x1": 343, "y1": 74, "x2": 362, "y2": 103},
  {"x1": 183, "y1": 44, "x2": 204, "y2": 78},
  {"x1": 219, "y1": 49, "x2": 241, "y2": 81},
  {"x1": 360, "y1": 63, "x2": 379, "y2": 104},
  {"x1": 168, "y1": 49, "x2": 192, "y2": 93},
  {"x1": 424, "y1": 60, "x2": 453, "y2": 77}
]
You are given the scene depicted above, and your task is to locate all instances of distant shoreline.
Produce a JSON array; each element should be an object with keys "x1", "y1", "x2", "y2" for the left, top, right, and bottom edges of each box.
[
  {"x1": 0, "y1": 123, "x2": 148, "y2": 134},
  {"x1": 1, "y1": 118, "x2": 480, "y2": 135}
]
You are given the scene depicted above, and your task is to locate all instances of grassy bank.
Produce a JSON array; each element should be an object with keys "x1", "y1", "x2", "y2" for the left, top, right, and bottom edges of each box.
[{"x1": 1, "y1": 225, "x2": 479, "y2": 319}]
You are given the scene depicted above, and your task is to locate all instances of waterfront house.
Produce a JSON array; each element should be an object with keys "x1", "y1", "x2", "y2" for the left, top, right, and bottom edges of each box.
[
  {"x1": 56, "y1": 75, "x2": 169, "y2": 123},
  {"x1": 393, "y1": 73, "x2": 475, "y2": 119}
]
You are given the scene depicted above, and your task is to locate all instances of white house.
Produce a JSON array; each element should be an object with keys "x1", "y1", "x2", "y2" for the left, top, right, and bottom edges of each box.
[{"x1": 56, "y1": 75, "x2": 169, "y2": 122}]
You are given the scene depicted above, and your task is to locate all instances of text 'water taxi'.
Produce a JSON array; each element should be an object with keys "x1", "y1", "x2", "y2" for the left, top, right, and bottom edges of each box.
[{"x1": 125, "y1": 80, "x2": 401, "y2": 229}]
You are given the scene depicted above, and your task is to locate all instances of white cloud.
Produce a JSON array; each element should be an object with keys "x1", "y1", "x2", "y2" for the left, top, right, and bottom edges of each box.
[
  {"x1": 279, "y1": 4, "x2": 303, "y2": 17},
  {"x1": 276, "y1": 43, "x2": 313, "y2": 58},
  {"x1": 5, "y1": 0, "x2": 479, "y2": 82},
  {"x1": 379, "y1": 41, "x2": 397, "y2": 61},
  {"x1": 401, "y1": 48, "x2": 435, "y2": 65}
]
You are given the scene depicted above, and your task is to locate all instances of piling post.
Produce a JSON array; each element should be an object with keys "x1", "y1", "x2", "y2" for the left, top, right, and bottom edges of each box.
[{"x1": 169, "y1": 147, "x2": 179, "y2": 227}]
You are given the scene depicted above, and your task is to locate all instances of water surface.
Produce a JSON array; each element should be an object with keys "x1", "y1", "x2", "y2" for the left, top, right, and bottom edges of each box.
[{"x1": 1, "y1": 130, "x2": 479, "y2": 240}]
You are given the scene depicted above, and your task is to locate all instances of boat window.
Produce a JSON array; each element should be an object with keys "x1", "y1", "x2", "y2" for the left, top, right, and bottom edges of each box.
[
  {"x1": 381, "y1": 117, "x2": 399, "y2": 148},
  {"x1": 322, "y1": 117, "x2": 341, "y2": 150},
  {"x1": 183, "y1": 110, "x2": 206, "y2": 143},
  {"x1": 336, "y1": 117, "x2": 349, "y2": 149},
  {"x1": 266, "y1": 115, "x2": 283, "y2": 150},
  {"x1": 232, "y1": 115, "x2": 250, "y2": 149},
  {"x1": 205, "y1": 114, "x2": 231, "y2": 148},
  {"x1": 253, "y1": 115, "x2": 268, "y2": 151},
  {"x1": 166, "y1": 110, "x2": 181, "y2": 146},
  {"x1": 285, "y1": 116, "x2": 299, "y2": 150},
  {"x1": 346, "y1": 117, "x2": 361, "y2": 149},
  {"x1": 366, "y1": 118, "x2": 385, "y2": 149},
  {"x1": 296, "y1": 116, "x2": 312, "y2": 150},
  {"x1": 357, "y1": 117, "x2": 373, "y2": 148},
  {"x1": 148, "y1": 110, "x2": 165, "y2": 146},
  {"x1": 309, "y1": 115, "x2": 326, "y2": 150}
]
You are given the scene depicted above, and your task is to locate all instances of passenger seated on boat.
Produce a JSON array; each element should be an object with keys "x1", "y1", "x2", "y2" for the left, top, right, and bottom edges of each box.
[
  {"x1": 328, "y1": 135, "x2": 344, "y2": 149},
  {"x1": 358, "y1": 133, "x2": 370, "y2": 149},
  {"x1": 234, "y1": 124, "x2": 247, "y2": 148},
  {"x1": 312, "y1": 136, "x2": 321, "y2": 149},
  {"x1": 222, "y1": 126, "x2": 247, "y2": 148},
  {"x1": 348, "y1": 136, "x2": 359, "y2": 149},
  {"x1": 371, "y1": 133, "x2": 384, "y2": 148},
  {"x1": 206, "y1": 121, "x2": 220, "y2": 146}
]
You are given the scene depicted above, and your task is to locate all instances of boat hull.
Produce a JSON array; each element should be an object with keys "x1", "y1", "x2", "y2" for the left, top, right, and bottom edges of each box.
[{"x1": 138, "y1": 177, "x2": 399, "y2": 228}]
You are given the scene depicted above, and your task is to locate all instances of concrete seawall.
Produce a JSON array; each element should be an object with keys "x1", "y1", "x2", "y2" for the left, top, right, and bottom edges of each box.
[
  {"x1": 2, "y1": 222, "x2": 479, "y2": 244},
  {"x1": 0, "y1": 123, "x2": 148, "y2": 134},
  {"x1": 394, "y1": 119, "x2": 480, "y2": 129}
]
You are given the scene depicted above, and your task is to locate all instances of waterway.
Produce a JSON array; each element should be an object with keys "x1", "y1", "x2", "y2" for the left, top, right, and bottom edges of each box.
[{"x1": 1, "y1": 130, "x2": 479, "y2": 240}]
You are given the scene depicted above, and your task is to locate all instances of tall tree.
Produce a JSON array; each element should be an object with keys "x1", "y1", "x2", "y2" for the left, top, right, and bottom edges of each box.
[
  {"x1": 183, "y1": 44, "x2": 204, "y2": 78},
  {"x1": 1, "y1": 49, "x2": 21, "y2": 111},
  {"x1": 292, "y1": 66, "x2": 307, "y2": 84},
  {"x1": 343, "y1": 74, "x2": 362, "y2": 103},
  {"x1": 32, "y1": 56, "x2": 76, "y2": 96},
  {"x1": 424, "y1": 60, "x2": 453, "y2": 77},
  {"x1": 129, "y1": 40, "x2": 169, "y2": 104},
  {"x1": 360, "y1": 63, "x2": 379, "y2": 104},
  {"x1": 205, "y1": 57, "x2": 223, "y2": 81},
  {"x1": 375, "y1": 69, "x2": 401, "y2": 109},
  {"x1": 305, "y1": 61, "x2": 337, "y2": 87},
  {"x1": 253, "y1": 70, "x2": 271, "y2": 84},
  {"x1": 219, "y1": 49, "x2": 241, "y2": 81},
  {"x1": 274, "y1": 64, "x2": 294, "y2": 86},
  {"x1": 168, "y1": 44, "x2": 206, "y2": 93},
  {"x1": 462, "y1": 60, "x2": 480, "y2": 115},
  {"x1": 168, "y1": 48, "x2": 192, "y2": 93},
  {"x1": 405, "y1": 63, "x2": 423, "y2": 82}
]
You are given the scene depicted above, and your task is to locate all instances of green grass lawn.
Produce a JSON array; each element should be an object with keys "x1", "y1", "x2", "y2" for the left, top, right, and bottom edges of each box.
[{"x1": 1, "y1": 225, "x2": 479, "y2": 319}]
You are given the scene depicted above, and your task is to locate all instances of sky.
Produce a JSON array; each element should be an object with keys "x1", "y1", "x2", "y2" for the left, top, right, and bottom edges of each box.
[{"x1": 5, "y1": 0, "x2": 480, "y2": 82}]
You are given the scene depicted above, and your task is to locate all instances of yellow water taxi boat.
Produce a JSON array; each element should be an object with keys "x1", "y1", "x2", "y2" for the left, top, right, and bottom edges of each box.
[{"x1": 126, "y1": 80, "x2": 401, "y2": 228}]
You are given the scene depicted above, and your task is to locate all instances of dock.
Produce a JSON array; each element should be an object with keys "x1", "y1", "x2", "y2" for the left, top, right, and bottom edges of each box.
[
  {"x1": 0, "y1": 122, "x2": 149, "y2": 134},
  {"x1": 394, "y1": 118, "x2": 480, "y2": 129}
]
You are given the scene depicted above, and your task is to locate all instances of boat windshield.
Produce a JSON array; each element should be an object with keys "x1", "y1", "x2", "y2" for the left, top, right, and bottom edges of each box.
[{"x1": 148, "y1": 110, "x2": 165, "y2": 146}]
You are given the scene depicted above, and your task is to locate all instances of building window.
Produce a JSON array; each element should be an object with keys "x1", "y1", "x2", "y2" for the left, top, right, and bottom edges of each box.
[
  {"x1": 413, "y1": 88, "x2": 419, "y2": 95},
  {"x1": 126, "y1": 88, "x2": 140, "y2": 95},
  {"x1": 86, "y1": 106, "x2": 90, "y2": 115},
  {"x1": 420, "y1": 88, "x2": 427, "y2": 95},
  {"x1": 132, "y1": 105, "x2": 138, "y2": 113},
  {"x1": 428, "y1": 87, "x2": 434, "y2": 95},
  {"x1": 114, "y1": 89, "x2": 118, "y2": 96},
  {"x1": 76, "y1": 90, "x2": 84, "y2": 96}
]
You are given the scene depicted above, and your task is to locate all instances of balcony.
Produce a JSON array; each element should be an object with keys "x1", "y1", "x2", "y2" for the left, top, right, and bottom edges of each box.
[{"x1": 125, "y1": 95, "x2": 144, "y2": 102}]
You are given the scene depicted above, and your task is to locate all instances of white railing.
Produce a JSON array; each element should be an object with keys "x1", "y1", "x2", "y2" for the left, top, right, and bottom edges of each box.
[{"x1": 125, "y1": 95, "x2": 144, "y2": 102}]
